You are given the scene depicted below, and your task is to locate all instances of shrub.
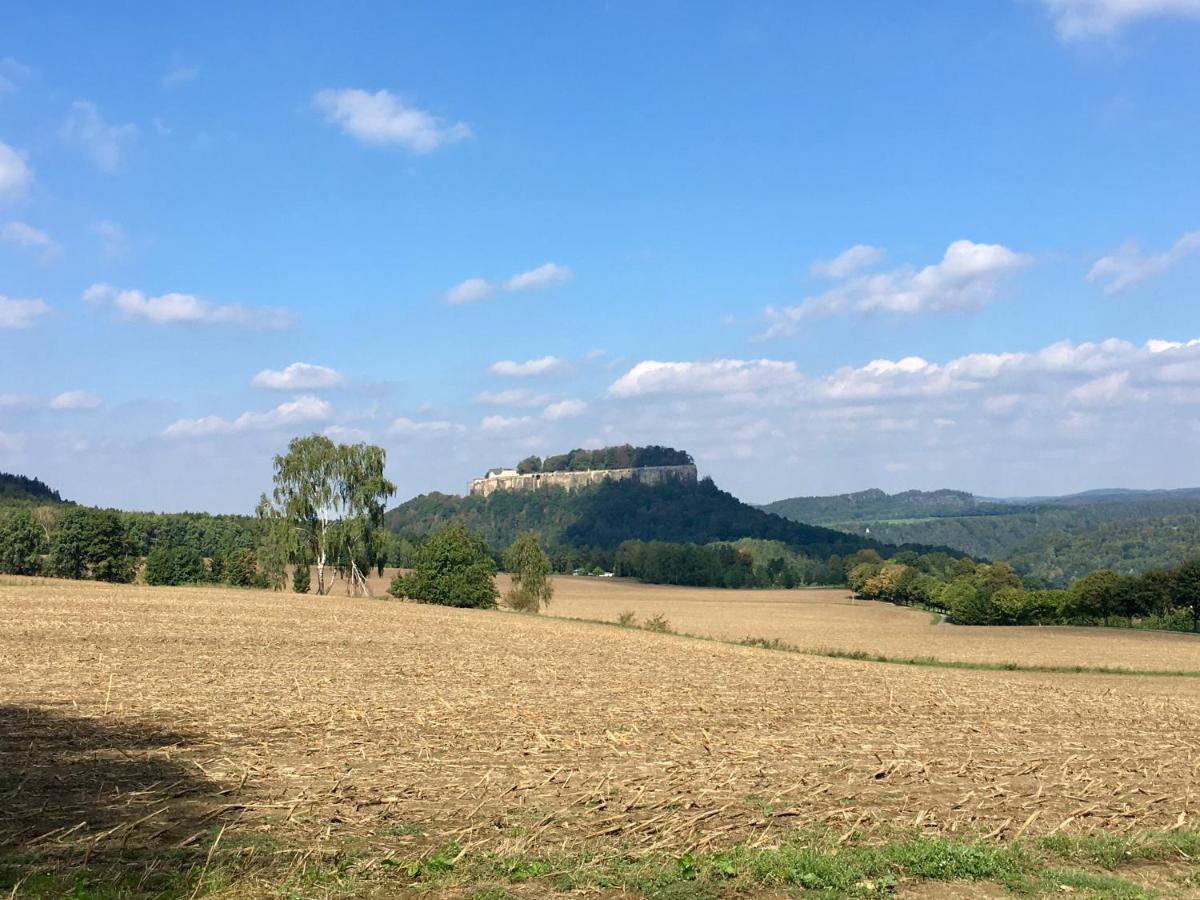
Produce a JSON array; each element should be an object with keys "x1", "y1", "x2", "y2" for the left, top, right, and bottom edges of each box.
[
  {"x1": 144, "y1": 545, "x2": 206, "y2": 586},
  {"x1": 0, "y1": 509, "x2": 46, "y2": 576},
  {"x1": 503, "y1": 532, "x2": 553, "y2": 613},
  {"x1": 643, "y1": 614, "x2": 672, "y2": 634},
  {"x1": 292, "y1": 564, "x2": 311, "y2": 594},
  {"x1": 389, "y1": 523, "x2": 498, "y2": 609},
  {"x1": 616, "y1": 610, "x2": 637, "y2": 627}
]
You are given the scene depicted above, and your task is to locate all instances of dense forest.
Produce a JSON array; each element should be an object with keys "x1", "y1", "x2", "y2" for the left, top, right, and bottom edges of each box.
[
  {"x1": 764, "y1": 487, "x2": 1200, "y2": 586},
  {"x1": 515, "y1": 444, "x2": 694, "y2": 474},
  {"x1": 0, "y1": 472, "x2": 66, "y2": 504}
]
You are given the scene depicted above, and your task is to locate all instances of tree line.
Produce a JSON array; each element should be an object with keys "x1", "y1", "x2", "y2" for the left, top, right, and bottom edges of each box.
[
  {"x1": 515, "y1": 444, "x2": 694, "y2": 474},
  {"x1": 849, "y1": 553, "x2": 1200, "y2": 631}
]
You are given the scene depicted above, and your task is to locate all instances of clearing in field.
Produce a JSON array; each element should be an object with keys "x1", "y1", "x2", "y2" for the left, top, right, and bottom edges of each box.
[{"x1": 3, "y1": 577, "x2": 1200, "y2": 897}]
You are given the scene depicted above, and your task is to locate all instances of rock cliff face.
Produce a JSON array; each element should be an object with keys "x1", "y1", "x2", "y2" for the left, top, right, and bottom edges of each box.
[{"x1": 469, "y1": 464, "x2": 698, "y2": 498}]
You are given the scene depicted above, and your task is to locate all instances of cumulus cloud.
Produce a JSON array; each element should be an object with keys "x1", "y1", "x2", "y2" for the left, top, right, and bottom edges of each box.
[
  {"x1": 609, "y1": 336, "x2": 1199, "y2": 411},
  {"x1": 444, "y1": 277, "x2": 494, "y2": 305},
  {"x1": 444, "y1": 263, "x2": 572, "y2": 305},
  {"x1": 390, "y1": 416, "x2": 465, "y2": 435},
  {"x1": 810, "y1": 244, "x2": 885, "y2": 279},
  {"x1": 0, "y1": 294, "x2": 50, "y2": 328},
  {"x1": 543, "y1": 398, "x2": 587, "y2": 420},
  {"x1": 314, "y1": 88, "x2": 470, "y2": 153},
  {"x1": 610, "y1": 359, "x2": 802, "y2": 398},
  {"x1": 1087, "y1": 229, "x2": 1200, "y2": 293},
  {"x1": 762, "y1": 240, "x2": 1030, "y2": 337},
  {"x1": 1041, "y1": 0, "x2": 1200, "y2": 39},
  {"x1": 165, "y1": 395, "x2": 331, "y2": 438},
  {"x1": 49, "y1": 390, "x2": 103, "y2": 410},
  {"x1": 84, "y1": 283, "x2": 296, "y2": 329},
  {"x1": 0, "y1": 141, "x2": 32, "y2": 204},
  {"x1": 1, "y1": 222, "x2": 61, "y2": 261},
  {"x1": 60, "y1": 101, "x2": 137, "y2": 172},
  {"x1": 251, "y1": 362, "x2": 345, "y2": 390},
  {"x1": 480, "y1": 414, "x2": 533, "y2": 432},
  {"x1": 504, "y1": 262, "x2": 572, "y2": 291},
  {"x1": 489, "y1": 356, "x2": 570, "y2": 377}
]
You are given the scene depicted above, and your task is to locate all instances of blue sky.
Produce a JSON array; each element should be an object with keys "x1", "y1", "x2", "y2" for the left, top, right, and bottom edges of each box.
[{"x1": 2, "y1": 1, "x2": 1200, "y2": 512}]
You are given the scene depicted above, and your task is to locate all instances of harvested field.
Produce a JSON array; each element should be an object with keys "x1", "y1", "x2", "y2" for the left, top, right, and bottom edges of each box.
[
  {"x1": 3, "y1": 577, "x2": 1200, "y2": 897},
  {"x1": 540, "y1": 575, "x2": 1200, "y2": 673}
]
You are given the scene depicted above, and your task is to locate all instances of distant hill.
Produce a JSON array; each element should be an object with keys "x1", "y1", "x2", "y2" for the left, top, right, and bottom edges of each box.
[
  {"x1": 760, "y1": 488, "x2": 985, "y2": 524},
  {"x1": 386, "y1": 476, "x2": 953, "y2": 562},
  {"x1": 762, "y1": 485, "x2": 1200, "y2": 585},
  {"x1": 0, "y1": 472, "x2": 66, "y2": 505}
]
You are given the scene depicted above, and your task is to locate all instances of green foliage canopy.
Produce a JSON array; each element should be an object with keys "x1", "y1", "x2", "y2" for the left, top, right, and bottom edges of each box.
[{"x1": 388, "y1": 523, "x2": 498, "y2": 609}]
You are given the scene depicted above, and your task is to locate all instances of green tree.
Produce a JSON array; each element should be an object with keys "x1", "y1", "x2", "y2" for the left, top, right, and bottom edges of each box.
[
  {"x1": 516, "y1": 455, "x2": 542, "y2": 474},
  {"x1": 388, "y1": 523, "x2": 498, "y2": 608},
  {"x1": 292, "y1": 562, "x2": 311, "y2": 594},
  {"x1": 260, "y1": 435, "x2": 395, "y2": 596},
  {"x1": 48, "y1": 508, "x2": 136, "y2": 583},
  {"x1": 0, "y1": 508, "x2": 46, "y2": 575},
  {"x1": 1176, "y1": 560, "x2": 1200, "y2": 633},
  {"x1": 144, "y1": 545, "x2": 205, "y2": 586},
  {"x1": 219, "y1": 548, "x2": 265, "y2": 588},
  {"x1": 503, "y1": 532, "x2": 553, "y2": 613},
  {"x1": 1069, "y1": 569, "x2": 1123, "y2": 625}
]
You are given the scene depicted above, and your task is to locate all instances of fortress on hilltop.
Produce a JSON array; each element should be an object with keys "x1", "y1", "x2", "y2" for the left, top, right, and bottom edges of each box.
[{"x1": 468, "y1": 445, "x2": 698, "y2": 498}]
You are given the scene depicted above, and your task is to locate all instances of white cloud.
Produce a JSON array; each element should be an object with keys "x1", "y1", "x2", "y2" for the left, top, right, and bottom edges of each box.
[
  {"x1": 0, "y1": 431, "x2": 26, "y2": 453},
  {"x1": 609, "y1": 359, "x2": 802, "y2": 398},
  {"x1": 0, "y1": 294, "x2": 50, "y2": 328},
  {"x1": 810, "y1": 244, "x2": 885, "y2": 279},
  {"x1": 60, "y1": 101, "x2": 137, "y2": 172},
  {"x1": 389, "y1": 416, "x2": 465, "y2": 435},
  {"x1": 1066, "y1": 370, "x2": 1141, "y2": 406},
  {"x1": 762, "y1": 240, "x2": 1030, "y2": 337},
  {"x1": 50, "y1": 390, "x2": 103, "y2": 410},
  {"x1": 610, "y1": 336, "x2": 1200, "y2": 410},
  {"x1": 444, "y1": 277, "x2": 494, "y2": 305},
  {"x1": 444, "y1": 262, "x2": 572, "y2": 305},
  {"x1": 1087, "y1": 229, "x2": 1200, "y2": 293},
  {"x1": 480, "y1": 414, "x2": 533, "y2": 432},
  {"x1": 543, "y1": 398, "x2": 587, "y2": 420},
  {"x1": 251, "y1": 362, "x2": 345, "y2": 390},
  {"x1": 1, "y1": 222, "x2": 61, "y2": 261},
  {"x1": 476, "y1": 389, "x2": 552, "y2": 407},
  {"x1": 0, "y1": 141, "x2": 32, "y2": 204},
  {"x1": 165, "y1": 395, "x2": 331, "y2": 438},
  {"x1": 1041, "y1": 0, "x2": 1200, "y2": 39},
  {"x1": 504, "y1": 262, "x2": 572, "y2": 291},
  {"x1": 489, "y1": 356, "x2": 569, "y2": 377},
  {"x1": 314, "y1": 88, "x2": 470, "y2": 152},
  {"x1": 84, "y1": 283, "x2": 296, "y2": 329}
]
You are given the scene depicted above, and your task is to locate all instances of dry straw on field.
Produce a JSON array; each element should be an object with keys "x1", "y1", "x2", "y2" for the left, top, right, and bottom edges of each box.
[{"x1": 2, "y1": 576, "x2": 1200, "y2": 878}]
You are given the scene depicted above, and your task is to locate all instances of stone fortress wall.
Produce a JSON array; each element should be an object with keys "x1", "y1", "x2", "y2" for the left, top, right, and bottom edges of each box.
[{"x1": 469, "y1": 464, "x2": 698, "y2": 498}]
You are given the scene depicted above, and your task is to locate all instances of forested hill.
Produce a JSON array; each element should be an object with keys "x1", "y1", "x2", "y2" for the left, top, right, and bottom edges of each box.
[
  {"x1": 0, "y1": 472, "x2": 66, "y2": 504},
  {"x1": 760, "y1": 488, "x2": 986, "y2": 524},
  {"x1": 763, "y1": 485, "x2": 1200, "y2": 586},
  {"x1": 385, "y1": 476, "x2": 954, "y2": 561}
]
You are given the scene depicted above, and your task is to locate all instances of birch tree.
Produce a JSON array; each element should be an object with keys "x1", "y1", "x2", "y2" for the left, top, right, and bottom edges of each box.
[{"x1": 260, "y1": 435, "x2": 395, "y2": 596}]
